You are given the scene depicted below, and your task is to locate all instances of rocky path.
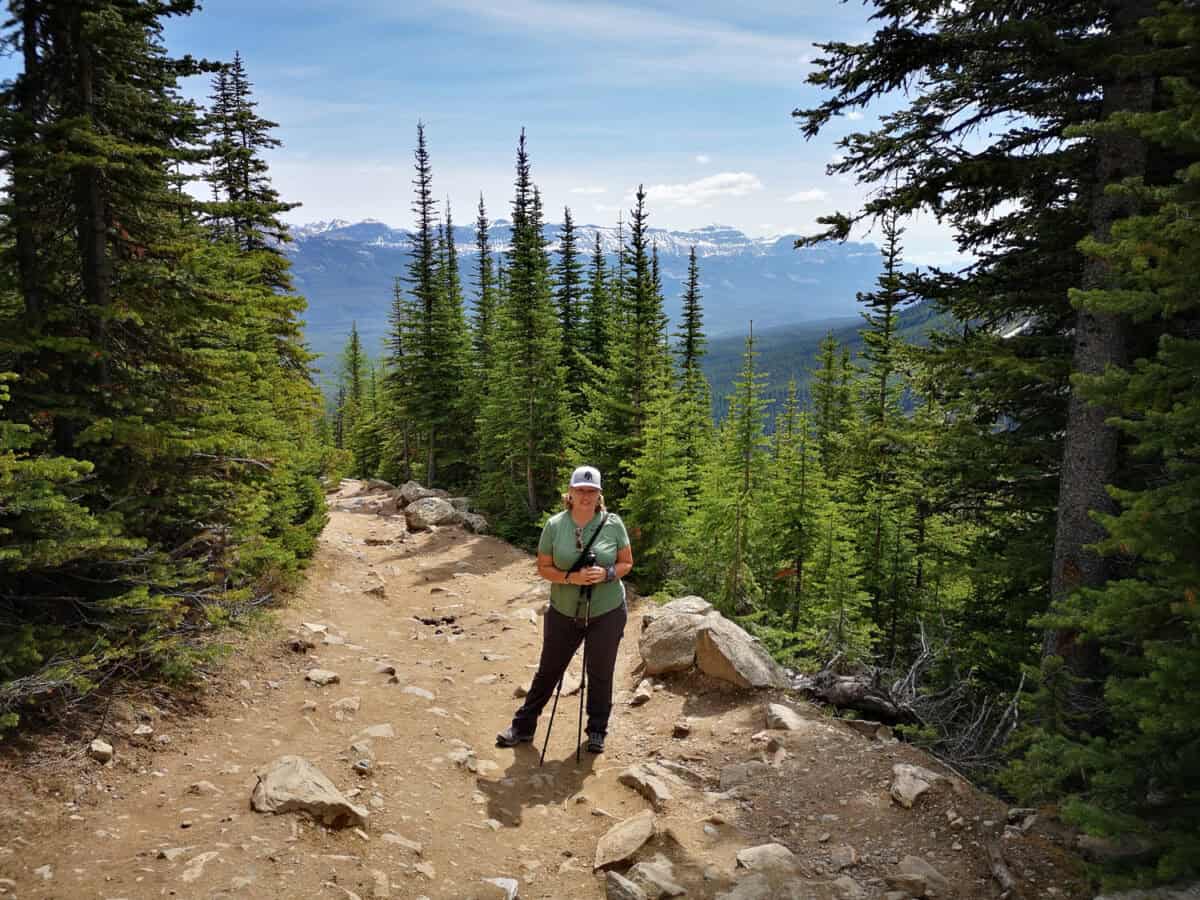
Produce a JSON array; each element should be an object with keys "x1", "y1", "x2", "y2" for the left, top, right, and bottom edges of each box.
[{"x1": 0, "y1": 485, "x2": 1090, "y2": 900}]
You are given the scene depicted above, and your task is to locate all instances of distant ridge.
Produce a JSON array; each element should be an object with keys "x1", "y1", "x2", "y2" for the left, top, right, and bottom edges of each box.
[{"x1": 288, "y1": 218, "x2": 889, "y2": 376}]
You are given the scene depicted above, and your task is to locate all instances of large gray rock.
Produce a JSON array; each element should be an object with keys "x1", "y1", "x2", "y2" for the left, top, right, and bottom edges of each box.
[
  {"x1": 250, "y1": 755, "x2": 368, "y2": 828},
  {"x1": 735, "y1": 843, "x2": 798, "y2": 873},
  {"x1": 405, "y1": 497, "x2": 460, "y2": 530},
  {"x1": 606, "y1": 872, "x2": 649, "y2": 900},
  {"x1": 399, "y1": 481, "x2": 440, "y2": 505},
  {"x1": 461, "y1": 512, "x2": 490, "y2": 534},
  {"x1": 642, "y1": 595, "x2": 714, "y2": 628},
  {"x1": 639, "y1": 613, "x2": 708, "y2": 674},
  {"x1": 618, "y1": 763, "x2": 677, "y2": 811},
  {"x1": 897, "y1": 855, "x2": 949, "y2": 896},
  {"x1": 696, "y1": 616, "x2": 789, "y2": 689},
  {"x1": 594, "y1": 810, "x2": 655, "y2": 870},
  {"x1": 628, "y1": 855, "x2": 686, "y2": 898},
  {"x1": 890, "y1": 763, "x2": 946, "y2": 809}
]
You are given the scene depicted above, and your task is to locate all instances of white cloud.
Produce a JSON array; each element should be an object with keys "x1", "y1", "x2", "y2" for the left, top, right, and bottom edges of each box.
[
  {"x1": 644, "y1": 172, "x2": 763, "y2": 208},
  {"x1": 570, "y1": 186, "x2": 607, "y2": 195},
  {"x1": 695, "y1": 154, "x2": 711, "y2": 165},
  {"x1": 784, "y1": 188, "x2": 829, "y2": 204},
  {"x1": 847, "y1": 110, "x2": 864, "y2": 121}
]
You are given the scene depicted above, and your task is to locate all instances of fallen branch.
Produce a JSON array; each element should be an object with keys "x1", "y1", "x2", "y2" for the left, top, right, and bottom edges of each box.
[{"x1": 987, "y1": 841, "x2": 1022, "y2": 899}]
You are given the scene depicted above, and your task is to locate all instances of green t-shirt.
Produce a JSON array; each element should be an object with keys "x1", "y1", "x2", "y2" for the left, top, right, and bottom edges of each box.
[{"x1": 537, "y1": 510, "x2": 631, "y2": 618}]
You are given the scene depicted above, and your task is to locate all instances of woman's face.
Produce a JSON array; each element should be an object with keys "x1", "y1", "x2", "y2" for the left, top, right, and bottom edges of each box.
[{"x1": 571, "y1": 486, "x2": 601, "y2": 514}]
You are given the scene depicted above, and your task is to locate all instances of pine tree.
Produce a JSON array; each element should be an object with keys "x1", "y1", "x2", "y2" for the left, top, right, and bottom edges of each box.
[
  {"x1": 471, "y1": 194, "x2": 496, "y2": 382},
  {"x1": 554, "y1": 206, "x2": 586, "y2": 414},
  {"x1": 581, "y1": 230, "x2": 609, "y2": 366},
  {"x1": 673, "y1": 246, "x2": 711, "y2": 498},
  {"x1": 476, "y1": 130, "x2": 569, "y2": 537},
  {"x1": 0, "y1": 2, "x2": 324, "y2": 721}
]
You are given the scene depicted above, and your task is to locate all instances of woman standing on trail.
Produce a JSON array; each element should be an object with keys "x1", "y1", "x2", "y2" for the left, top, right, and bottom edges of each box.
[{"x1": 496, "y1": 465, "x2": 634, "y2": 754}]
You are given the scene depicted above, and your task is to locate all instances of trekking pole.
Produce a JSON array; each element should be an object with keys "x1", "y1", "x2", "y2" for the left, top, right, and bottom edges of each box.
[
  {"x1": 539, "y1": 674, "x2": 565, "y2": 767},
  {"x1": 575, "y1": 586, "x2": 593, "y2": 764}
]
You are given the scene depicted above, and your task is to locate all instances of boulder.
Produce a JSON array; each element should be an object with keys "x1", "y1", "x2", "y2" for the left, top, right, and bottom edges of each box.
[
  {"x1": 735, "y1": 843, "x2": 798, "y2": 873},
  {"x1": 897, "y1": 855, "x2": 950, "y2": 896},
  {"x1": 618, "y1": 763, "x2": 676, "y2": 811},
  {"x1": 628, "y1": 855, "x2": 686, "y2": 898},
  {"x1": 250, "y1": 755, "x2": 368, "y2": 828},
  {"x1": 606, "y1": 871, "x2": 649, "y2": 900},
  {"x1": 890, "y1": 763, "x2": 946, "y2": 809},
  {"x1": 642, "y1": 595, "x2": 714, "y2": 628},
  {"x1": 405, "y1": 497, "x2": 460, "y2": 531},
  {"x1": 639, "y1": 613, "x2": 708, "y2": 674},
  {"x1": 399, "y1": 481, "x2": 440, "y2": 505},
  {"x1": 714, "y1": 874, "x2": 772, "y2": 900},
  {"x1": 449, "y1": 497, "x2": 471, "y2": 512},
  {"x1": 594, "y1": 810, "x2": 656, "y2": 870},
  {"x1": 461, "y1": 512, "x2": 490, "y2": 534},
  {"x1": 696, "y1": 616, "x2": 789, "y2": 689}
]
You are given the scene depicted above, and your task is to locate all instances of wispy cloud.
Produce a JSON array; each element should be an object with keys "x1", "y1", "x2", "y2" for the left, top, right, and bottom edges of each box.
[
  {"x1": 644, "y1": 172, "x2": 763, "y2": 207},
  {"x1": 785, "y1": 188, "x2": 829, "y2": 203},
  {"x1": 695, "y1": 154, "x2": 711, "y2": 165},
  {"x1": 847, "y1": 110, "x2": 864, "y2": 121},
  {"x1": 570, "y1": 186, "x2": 607, "y2": 195},
  {"x1": 416, "y1": 0, "x2": 813, "y2": 82}
]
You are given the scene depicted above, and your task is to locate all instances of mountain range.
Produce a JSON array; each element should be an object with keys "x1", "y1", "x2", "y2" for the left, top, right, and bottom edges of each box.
[{"x1": 286, "y1": 218, "x2": 891, "y2": 372}]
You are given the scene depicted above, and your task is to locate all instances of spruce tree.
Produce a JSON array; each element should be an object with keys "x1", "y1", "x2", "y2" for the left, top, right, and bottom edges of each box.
[
  {"x1": 673, "y1": 246, "x2": 711, "y2": 498},
  {"x1": 471, "y1": 194, "x2": 497, "y2": 382},
  {"x1": 476, "y1": 131, "x2": 569, "y2": 537},
  {"x1": 554, "y1": 206, "x2": 586, "y2": 414}
]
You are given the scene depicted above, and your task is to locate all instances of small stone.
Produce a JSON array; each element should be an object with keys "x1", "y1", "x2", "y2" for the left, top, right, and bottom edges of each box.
[
  {"x1": 480, "y1": 877, "x2": 519, "y2": 900},
  {"x1": 353, "y1": 760, "x2": 373, "y2": 776},
  {"x1": 474, "y1": 674, "x2": 500, "y2": 685},
  {"x1": 381, "y1": 832, "x2": 423, "y2": 854},
  {"x1": 720, "y1": 760, "x2": 771, "y2": 790},
  {"x1": 376, "y1": 663, "x2": 397, "y2": 675},
  {"x1": 89, "y1": 739, "x2": 114, "y2": 763},
  {"x1": 187, "y1": 780, "x2": 221, "y2": 796},
  {"x1": 355, "y1": 723, "x2": 395, "y2": 740},
  {"x1": 765, "y1": 703, "x2": 806, "y2": 731},
  {"x1": 890, "y1": 763, "x2": 945, "y2": 809},
  {"x1": 133, "y1": 723, "x2": 154, "y2": 737},
  {"x1": 630, "y1": 680, "x2": 653, "y2": 706},
  {"x1": 414, "y1": 861, "x2": 436, "y2": 880},
  {"x1": 672, "y1": 719, "x2": 691, "y2": 738},
  {"x1": 332, "y1": 696, "x2": 362, "y2": 721},
  {"x1": 181, "y1": 851, "x2": 219, "y2": 884},
  {"x1": 157, "y1": 847, "x2": 187, "y2": 861},
  {"x1": 829, "y1": 844, "x2": 858, "y2": 870},
  {"x1": 305, "y1": 669, "x2": 340, "y2": 687},
  {"x1": 371, "y1": 869, "x2": 391, "y2": 899},
  {"x1": 402, "y1": 685, "x2": 435, "y2": 701},
  {"x1": 897, "y1": 854, "x2": 950, "y2": 895},
  {"x1": 33, "y1": 865, "x2": 52, "y2": 881}
]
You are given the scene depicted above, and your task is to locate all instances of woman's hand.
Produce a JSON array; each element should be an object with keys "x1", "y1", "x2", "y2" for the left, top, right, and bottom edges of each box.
[{"x1": 576, "y1": 565, "x2": 607, "y2": 585}]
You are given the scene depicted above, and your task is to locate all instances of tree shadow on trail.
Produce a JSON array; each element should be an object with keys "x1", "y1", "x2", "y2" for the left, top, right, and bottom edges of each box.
[{"x1": 477, "y1": 740, "x2": 598, "y2": 828}]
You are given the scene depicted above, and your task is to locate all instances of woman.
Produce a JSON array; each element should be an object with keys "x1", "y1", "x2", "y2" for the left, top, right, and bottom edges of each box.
[{"x1": 496, "y1": 465, "x2": 634, "y2": 754}]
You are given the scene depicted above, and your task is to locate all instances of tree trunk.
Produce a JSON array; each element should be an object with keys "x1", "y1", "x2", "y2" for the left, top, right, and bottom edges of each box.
[{"x1": 1045, "y1": 0, "x2": 1156, "y2": 693}]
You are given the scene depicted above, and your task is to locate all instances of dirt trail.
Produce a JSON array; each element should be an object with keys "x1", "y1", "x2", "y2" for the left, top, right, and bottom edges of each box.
[{"x1": 0, "y1": 488, "x2": 1089, "y2": 900}]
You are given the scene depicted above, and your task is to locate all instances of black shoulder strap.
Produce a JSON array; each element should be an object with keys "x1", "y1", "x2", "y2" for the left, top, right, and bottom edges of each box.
[{"x1": 569, "y1": 512, "x2": 609, "y2": 573}]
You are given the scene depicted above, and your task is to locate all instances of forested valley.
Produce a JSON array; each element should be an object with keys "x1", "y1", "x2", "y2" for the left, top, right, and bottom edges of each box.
[{"x1": 0, "y1": 0, "x2": 1197, "y2": 893}]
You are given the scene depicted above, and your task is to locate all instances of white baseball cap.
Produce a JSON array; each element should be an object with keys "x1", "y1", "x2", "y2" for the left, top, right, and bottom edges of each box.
[{"x1": 569, "y1": 465, "x2": 602, "y2": 490}]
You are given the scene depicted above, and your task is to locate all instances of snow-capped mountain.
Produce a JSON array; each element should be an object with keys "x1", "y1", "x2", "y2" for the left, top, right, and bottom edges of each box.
[{"x1": 286, "y1": 218, "x2": 886, "y2": 368}]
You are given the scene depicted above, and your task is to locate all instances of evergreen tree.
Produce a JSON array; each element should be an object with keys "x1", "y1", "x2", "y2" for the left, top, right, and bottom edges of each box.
[
  {"x1": 554, "y1": 206, "x2": 586, "y2": 414},
  {"x1": 476, "y1": 131, "x2": 569, "y2": 537},
  {"x1": 0, "y1": 1, "x2": 324, "y2": 723},
  {"x1": 471, "y1": 194, "x2": 497, "y2": 381},
  {"x1": 673, "y1": 246, "x2": 711, "y2": 498}
]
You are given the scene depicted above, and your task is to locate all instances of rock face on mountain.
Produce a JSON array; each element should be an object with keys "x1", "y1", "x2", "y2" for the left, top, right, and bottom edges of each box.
[{"x1": 638, "y1": 597, "x2": 788, "y2": 689}]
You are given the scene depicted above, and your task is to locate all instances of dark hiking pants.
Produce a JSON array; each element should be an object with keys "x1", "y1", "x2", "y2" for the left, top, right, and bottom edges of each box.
[{"x1": 510, "y1": 600, "x2": 627, "y2": 738}]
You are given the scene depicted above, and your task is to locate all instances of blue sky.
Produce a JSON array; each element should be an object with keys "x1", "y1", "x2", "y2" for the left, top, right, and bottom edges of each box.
[{"x1": 160, "y1": 1, "x2": 956, "y2": 264}]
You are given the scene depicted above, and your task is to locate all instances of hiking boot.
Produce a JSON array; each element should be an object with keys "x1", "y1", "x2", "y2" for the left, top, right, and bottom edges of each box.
[
  {"x1": 495, "y1": 725, "x2": 534, "y2": 748},
  {"x1": 585, "y1": 732, "x2": 605, "y2": 754}
]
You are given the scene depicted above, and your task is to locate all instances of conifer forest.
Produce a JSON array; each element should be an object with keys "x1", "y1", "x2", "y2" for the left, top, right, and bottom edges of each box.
[{"x1": 1, "y1": 0, "x2": 1197, "y2": 892}]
